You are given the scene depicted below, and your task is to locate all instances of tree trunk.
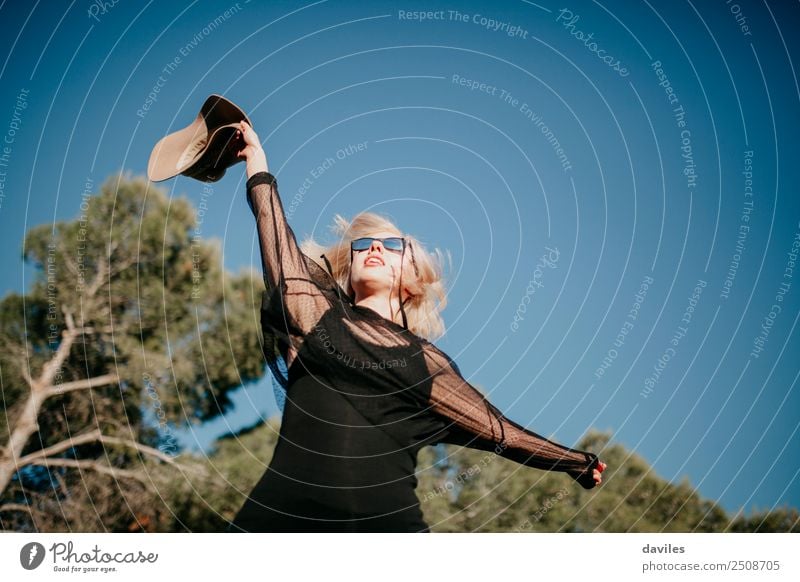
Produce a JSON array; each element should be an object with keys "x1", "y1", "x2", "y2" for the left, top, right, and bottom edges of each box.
[
  {"x1": 0, "y1": 387, "x2": 45, "y2": 494},
  {"x1": 0, "y1": 319, "x2": 80, "y2": 496}
]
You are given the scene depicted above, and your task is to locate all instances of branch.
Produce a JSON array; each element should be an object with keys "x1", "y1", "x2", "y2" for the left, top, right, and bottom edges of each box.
[
  {"x1": 36, "y1": 309, "x2": 111, "y2": 391},
  {"x1": 17, "y1": 429, "x2": 103, "y2": 465},
  {"x1": 36, "y1": 310, "x2": 80, "y2": 388},
  {"x1": 74, "y1": 326, "x2": 114, "y2": 335},
  {"x1": 0, "y1": 503, "x2": 32, "y2": 513},
  {"x1": 98, "y1": 434, "x2": 177, "y2": 465},
  {"x1": 17, "y1": 429, "x2": 177, "y2": 469},
  {"x1": 45, "y1": 373, "x2": 120, "y2": 397},
  {"x1": 63, "y1": 308, "x2": 76, "y2": 331},
  {"x1": 30, "y1": 457, "x2": 148, "y2": 483},
  {"x1": 19, "y1": 366, "x2": 34, "y2": 389}
]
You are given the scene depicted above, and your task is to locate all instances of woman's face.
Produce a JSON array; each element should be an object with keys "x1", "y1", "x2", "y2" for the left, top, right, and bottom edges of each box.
[{"x1": 349, "y1": 231, "x2": 414, "y2": 302}]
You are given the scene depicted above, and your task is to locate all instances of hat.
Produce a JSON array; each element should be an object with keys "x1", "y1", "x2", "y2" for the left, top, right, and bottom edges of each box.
[{"x1": 147, "y1": 94, "x2": 251, "y2": 182}]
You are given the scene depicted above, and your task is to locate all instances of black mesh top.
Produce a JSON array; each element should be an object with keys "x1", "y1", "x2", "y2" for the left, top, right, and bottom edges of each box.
[{"x1": 230, "y1": 171, "x2": 599, "y2": 532}]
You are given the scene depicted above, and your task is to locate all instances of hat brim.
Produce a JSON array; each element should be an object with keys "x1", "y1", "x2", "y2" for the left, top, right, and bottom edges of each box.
[{"x1": 147, "y1": 94, "x2": 252, "y2": 183}]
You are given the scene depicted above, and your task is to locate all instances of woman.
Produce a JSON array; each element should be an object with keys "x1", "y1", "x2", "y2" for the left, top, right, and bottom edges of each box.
[{"x1": 228, "y1": 120, "x2": 606, "y2": 533}]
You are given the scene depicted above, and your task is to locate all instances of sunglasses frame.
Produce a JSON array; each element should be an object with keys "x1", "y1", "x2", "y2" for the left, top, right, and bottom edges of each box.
[{"x1": 350, "y1": 236, "x2": 406, "y2": 254}]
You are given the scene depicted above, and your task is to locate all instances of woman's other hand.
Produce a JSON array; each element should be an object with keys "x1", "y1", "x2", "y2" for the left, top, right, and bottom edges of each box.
[
  {"x1": 571, "y1": 459, "x2": 607, "y2": 489},
  {"x1": 236, "y1": 120, "x2": 269, "y2": 178},
  {"x1": 593, "y1": 461, "x2": 607, "y2": 486}
]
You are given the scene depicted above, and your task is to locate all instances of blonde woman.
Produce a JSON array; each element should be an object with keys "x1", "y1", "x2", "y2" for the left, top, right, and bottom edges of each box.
[{"x1": 229, "y1": 121, "x2": 606, "y2": 533}]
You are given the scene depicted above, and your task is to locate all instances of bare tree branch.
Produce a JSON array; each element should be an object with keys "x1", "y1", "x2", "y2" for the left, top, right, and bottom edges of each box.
[
  {"x1": 34, "y1": 308, "x2": 113, "y2": 392},
  {"x1": 97, "y1": 434, "x2": 177, "y2": 465},
  {"x1": 30, "y1": 458, "x2": 148, "y2": 483},
  {"x1": 63, "y1": 308, "x2": 76, "y2": 331},
  {"x1": 19, "y1": 366, "x2": 34, "y2": 389},
  {"x1": 86, "y1": 255, "x2": 108, "y2": 298},
  {"x1": 45, "y1": 374, "x2": 120, "y2": 398},
  {"x1": 0, "y1": 315, "x2": 115, "y2": 494},
  {"x1": 17, "y1": 429, "x2": 103, "y2": 465},
  {"x1": 17, "y1": 429, "x2": 177, "y2": 469},
  {"x1": 38, "y1": 316, "x2": 79, "y2": 389},
  {"x1": 74, "y1": 326, "x2": 114, "y2": 335},
  {"x1": 0, "y1": 503, "x2": 32, "y2": 513}
]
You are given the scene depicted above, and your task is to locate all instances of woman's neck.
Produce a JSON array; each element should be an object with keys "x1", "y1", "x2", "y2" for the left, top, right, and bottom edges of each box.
[{"x1": 355, "y1": 293, "x2": 404, "y2": 325}]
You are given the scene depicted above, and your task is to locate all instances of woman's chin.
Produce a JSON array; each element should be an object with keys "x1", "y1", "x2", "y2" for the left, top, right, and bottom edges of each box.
[{"x1": 352, "y1": 278, "x2": 397, "y2": 296}]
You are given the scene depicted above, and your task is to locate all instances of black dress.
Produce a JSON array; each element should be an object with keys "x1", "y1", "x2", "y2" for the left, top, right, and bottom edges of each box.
[{"x1": 229, "y1": 171, "x2": 599, "y2": 533}]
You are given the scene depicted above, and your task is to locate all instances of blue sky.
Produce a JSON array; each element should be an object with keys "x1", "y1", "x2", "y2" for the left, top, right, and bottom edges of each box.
[{"x1": 1, "y1": 0, "x2": 799, "y2": 518}]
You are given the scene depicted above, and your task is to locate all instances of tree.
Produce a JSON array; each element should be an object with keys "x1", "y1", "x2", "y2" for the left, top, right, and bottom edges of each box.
[
  {"x1": 0, "y1": 172, "x2": 266, "y2": 531},
  {"x1": 726, "y1": 506, "x2": 800, "y2": 532},
  {"x1": 414, "y1": 429, "x2": 791, "y2": 532},
  {"x1": 167, "y1": 419, "x2": 797, "y2": 533}
]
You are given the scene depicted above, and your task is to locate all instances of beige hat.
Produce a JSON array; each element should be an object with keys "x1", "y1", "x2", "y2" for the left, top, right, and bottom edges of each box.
[{"x1": 147, "y1": 94, "x2": 251, "y2": 182}]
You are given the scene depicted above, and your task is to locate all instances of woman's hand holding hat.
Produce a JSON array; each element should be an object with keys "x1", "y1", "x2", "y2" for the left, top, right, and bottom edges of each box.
[
  {"x1": 237, "y1": 121, "x2": 269, "y2": 178},
  {"x1": 147, "y1": 94, "x2": 253, "y2": 183}
]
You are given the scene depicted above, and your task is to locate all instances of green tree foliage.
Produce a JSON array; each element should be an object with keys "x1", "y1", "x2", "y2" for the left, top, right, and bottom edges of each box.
[
  {"x1": 415, "y1": 429, "x2": 791, "y2": 532},
  {"x1": 0, "y1": 173, "x2": 266, "y2": 531}
]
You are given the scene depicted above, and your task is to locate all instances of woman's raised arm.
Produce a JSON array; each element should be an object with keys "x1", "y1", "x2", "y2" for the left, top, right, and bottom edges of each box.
[
  {"x1": 238, "y1": 121, "x2": 332, "y2": 336},
  {"x1": 422, "y1": 342, "x2": 605, "y2": 489}
]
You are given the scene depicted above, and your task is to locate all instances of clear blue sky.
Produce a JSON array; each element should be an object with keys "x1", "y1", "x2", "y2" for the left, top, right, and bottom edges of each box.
[{"x1": 1, "y1": 0, "x2": 798, "y2": 518}]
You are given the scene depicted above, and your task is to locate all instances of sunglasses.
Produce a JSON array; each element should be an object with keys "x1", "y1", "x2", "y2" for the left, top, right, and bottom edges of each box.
[{"x1": 350, "y1": 237, "x2": 406, "y2": 254}]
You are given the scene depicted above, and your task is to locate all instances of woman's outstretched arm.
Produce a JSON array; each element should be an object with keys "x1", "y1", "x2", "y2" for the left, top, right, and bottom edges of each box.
[
  {"x1": 422, "y1": 342, "x2": 606, "y2": 489},
  {"x1": 237, "y1": 121, "x2": 331, "y2": 336}
]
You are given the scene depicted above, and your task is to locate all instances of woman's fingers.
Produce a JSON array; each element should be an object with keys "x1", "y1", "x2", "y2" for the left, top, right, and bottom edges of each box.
[
  {"x1": 236, "y1": 121, "x2": 261, "y2": 160},
  {"x1": 235, "y1": 134, "x2": 249, "y2": 159},
  {"x1": 238, "y1": 120, "x2": 259, "y2": 146},
  {"x1": 593, "y1": 469, "x2": 602, "y2": 484},
  {"x1": 235, "y1": 121, "x2": 270, "y2": 175},
  {"x1": 591, "y1": 461, "x2": 607, "y2": 485}
]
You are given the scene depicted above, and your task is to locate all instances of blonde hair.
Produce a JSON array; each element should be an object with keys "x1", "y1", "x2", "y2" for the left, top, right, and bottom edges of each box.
[{"x1": 299, "y1": 212, "x2": 451, "y2": 341}]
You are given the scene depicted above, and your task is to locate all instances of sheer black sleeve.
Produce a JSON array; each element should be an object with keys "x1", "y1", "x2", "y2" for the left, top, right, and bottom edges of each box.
[
  {"x1": 422, "y1": 342, "x2": 600, "y2": 489},
  {"x1": 246, "y1": 172, "x2": 335, "y2": 374}
]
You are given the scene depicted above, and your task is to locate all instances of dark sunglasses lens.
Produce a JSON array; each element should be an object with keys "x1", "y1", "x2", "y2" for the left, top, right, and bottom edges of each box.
[
  {"x1": 383, "y1": 238, "x2": 404, "y2": 252},
  {"x1": 351, "y1": 238, "x2": 372, "y2": 251}
]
